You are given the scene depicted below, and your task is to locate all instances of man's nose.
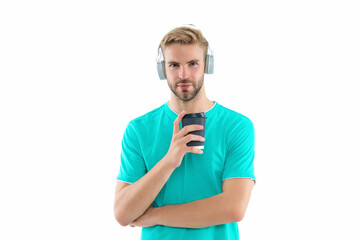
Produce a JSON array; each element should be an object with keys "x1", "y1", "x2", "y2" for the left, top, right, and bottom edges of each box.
[{"x1": 178, "y1": 65, "x2": 190, "y2": 79}]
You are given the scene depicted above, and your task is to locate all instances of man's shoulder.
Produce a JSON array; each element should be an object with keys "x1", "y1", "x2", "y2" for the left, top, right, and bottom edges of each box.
[
  {"x1": 128, "y1": 104, "x2": 166, "y2": 128},
  {"x1": 215, "y1": 103, "x2": 253, "y2": 127},
  {"x1": 215, "y1": 104, "x2": 254, "y2": 142}
]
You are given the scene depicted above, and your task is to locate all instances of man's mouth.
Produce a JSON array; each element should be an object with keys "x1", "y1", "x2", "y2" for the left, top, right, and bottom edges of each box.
[{"x1": 177, "y1": 83, "x2": 192, "y2": 90}]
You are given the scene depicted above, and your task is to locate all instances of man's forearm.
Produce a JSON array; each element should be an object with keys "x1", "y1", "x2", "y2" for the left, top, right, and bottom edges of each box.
[
  {"x1": 114, "y1": 157, "x2": 175, "y2": 226},
  {"x1": 152, "y1": 193, "x2": 239, "y2": 228}
]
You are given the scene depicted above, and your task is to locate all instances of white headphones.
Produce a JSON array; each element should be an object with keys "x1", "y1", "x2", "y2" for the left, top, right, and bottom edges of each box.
[{"x1": 156, "y1": 25, "x2": 214, "y2": 80}]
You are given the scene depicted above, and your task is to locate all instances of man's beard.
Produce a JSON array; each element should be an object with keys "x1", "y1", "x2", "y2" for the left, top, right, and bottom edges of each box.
[{"x1": 168, "y1": 76, "x2": 204, "y2": 102}]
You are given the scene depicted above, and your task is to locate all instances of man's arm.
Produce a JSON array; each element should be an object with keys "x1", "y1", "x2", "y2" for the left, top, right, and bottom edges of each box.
[
  {"x1": 131, "y1": 178, "x2": 255, "y2": 228},
  {"x1": 114, "y1": 159, "x2": 176, "y2": 226},
  {"x1": 114, "y1": 112, "x2": 205, "y2": 226}
]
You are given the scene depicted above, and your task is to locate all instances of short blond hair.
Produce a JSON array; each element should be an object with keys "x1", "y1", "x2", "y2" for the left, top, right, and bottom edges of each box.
[{"x1": 160, "y1": 25, "x2": 209, "y2": 58}]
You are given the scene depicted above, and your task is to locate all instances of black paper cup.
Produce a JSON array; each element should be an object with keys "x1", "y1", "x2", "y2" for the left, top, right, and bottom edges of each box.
[{"x1": 181, "y1": 112, "x2": 206, "y2": 149}]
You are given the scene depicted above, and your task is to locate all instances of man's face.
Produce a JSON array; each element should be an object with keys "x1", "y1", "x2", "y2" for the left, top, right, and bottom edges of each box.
[{"x1": 163, "y1": 43, "x2": 205, "y2": 102}]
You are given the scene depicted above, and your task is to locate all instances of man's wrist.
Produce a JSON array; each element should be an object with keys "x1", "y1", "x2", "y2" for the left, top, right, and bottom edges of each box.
[
  {"x1": 160, "y1": 155, "x2": 178, "y2": 172},
  {"x1": 151, "y1": 206, "x2": 164, "y2": 226}
]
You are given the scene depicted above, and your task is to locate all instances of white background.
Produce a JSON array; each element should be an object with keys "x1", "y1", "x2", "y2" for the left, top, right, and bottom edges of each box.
[{"x1": 1, "y1": 0, "x2": 359, "y2": 239}]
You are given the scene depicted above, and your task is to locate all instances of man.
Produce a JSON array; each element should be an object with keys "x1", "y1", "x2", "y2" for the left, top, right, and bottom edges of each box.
[{"x1": 114, "y1": 25, "x2": 256, "y2": 240}]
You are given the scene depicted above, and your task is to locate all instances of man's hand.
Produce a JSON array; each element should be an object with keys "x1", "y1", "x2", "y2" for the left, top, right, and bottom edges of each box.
[
  {"x1": 130, "y1": 205, "x2": 157, "y2": 228},
  {"x1": 165, "y1": 111, "x2": 205, "y2": 169}
]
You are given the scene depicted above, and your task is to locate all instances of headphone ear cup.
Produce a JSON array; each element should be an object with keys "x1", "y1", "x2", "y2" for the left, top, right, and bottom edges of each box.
[
  {"x1": 157, "y1": 61, "x2": 166, "y2": 80},
  {"x1": 205, "y1": 54, "x2": 214, "y2": 74}
]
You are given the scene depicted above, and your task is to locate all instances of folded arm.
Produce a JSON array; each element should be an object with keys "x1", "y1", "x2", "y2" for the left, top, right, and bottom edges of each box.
[{"x1": 131, "y1": 178, "x2": 255, "y2": 228}]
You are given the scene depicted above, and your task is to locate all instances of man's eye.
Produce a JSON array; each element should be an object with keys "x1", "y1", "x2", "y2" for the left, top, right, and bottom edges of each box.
[
  {"x1": 190, "y1": 62, "x2": 198, "y2": 66},
  {"x1": 169, "y1": 64, "x2": 178, "y2": 68}
]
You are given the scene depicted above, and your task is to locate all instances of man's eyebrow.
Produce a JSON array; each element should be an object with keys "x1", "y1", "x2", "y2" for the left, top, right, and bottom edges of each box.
[
  {"x1": 188, "y1": 59, "x2": 200, "y2": 63},
  {"x1": 166, "y1": 59, "x2": 200, "y2": 64}
]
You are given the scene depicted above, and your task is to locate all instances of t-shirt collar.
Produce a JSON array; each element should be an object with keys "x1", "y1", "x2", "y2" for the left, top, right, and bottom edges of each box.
[{"x1": 165, "y1": 101, "x2": 218, "y2": 118}]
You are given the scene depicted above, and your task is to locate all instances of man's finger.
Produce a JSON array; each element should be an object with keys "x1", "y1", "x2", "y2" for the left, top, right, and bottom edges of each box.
[
  {"x1": 187, "y1": 146, "x2": 203, "y2": 154},
  {"x1": 173, "y1": 111, "x2": 186, "y2": 134},
  {"x1": 179, "y1": 124, "x2": 204, "y2": 137}
]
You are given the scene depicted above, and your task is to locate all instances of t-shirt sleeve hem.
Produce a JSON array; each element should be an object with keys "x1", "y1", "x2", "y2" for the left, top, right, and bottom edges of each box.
[
  {"x1": 222, "y1": 176, "x2": 257, "y2": 185},
  {"x1": 116, "y1": 175, "x2": 139, "y2": 184},
  {"x1": 116, "y1": 179, "x2": 133, "y2": 184}
]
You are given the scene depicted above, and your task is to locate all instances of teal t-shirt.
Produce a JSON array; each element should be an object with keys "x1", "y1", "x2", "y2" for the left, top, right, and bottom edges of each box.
[{"x1": 117, "y1": 102, "x2": 256, "y2": 240}]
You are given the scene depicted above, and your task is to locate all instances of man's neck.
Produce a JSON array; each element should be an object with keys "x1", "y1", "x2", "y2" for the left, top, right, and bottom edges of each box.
[{"x1": 168, "y1": 94, "x2": 214, "y2": 114}]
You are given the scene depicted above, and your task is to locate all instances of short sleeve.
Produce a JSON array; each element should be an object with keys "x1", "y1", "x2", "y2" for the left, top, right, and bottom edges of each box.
[
  {"x1": 116, "y1": 122, "x2": 147, "y2": 183},
  {"x1": 222, "y1": 118, "x2": 256, "y2": 182}
]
